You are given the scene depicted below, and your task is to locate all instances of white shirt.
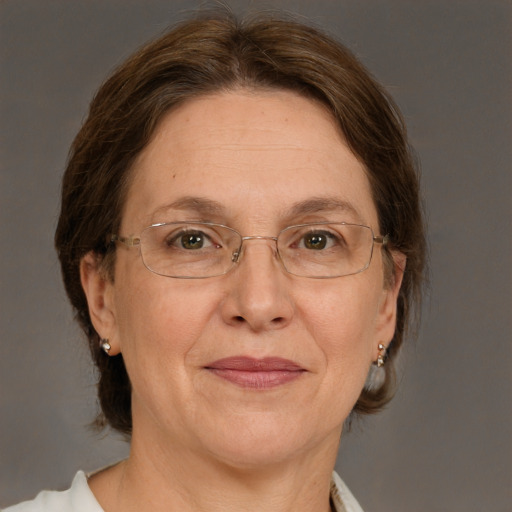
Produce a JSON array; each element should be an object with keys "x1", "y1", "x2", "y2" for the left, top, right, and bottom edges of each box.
[{"x1": 4, "y1": 470, "x2": 364, "y2": 512}]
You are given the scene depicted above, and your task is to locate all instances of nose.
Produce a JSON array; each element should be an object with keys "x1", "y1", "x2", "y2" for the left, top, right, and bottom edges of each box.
[{"x1": 220, "y1": 238, "x2": 294, "y2": 332}]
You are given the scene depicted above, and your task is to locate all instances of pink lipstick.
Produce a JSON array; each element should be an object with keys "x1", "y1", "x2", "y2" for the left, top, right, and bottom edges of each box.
[{"x1": 205, "y1": 357, "x2": 305, "y2": 389}]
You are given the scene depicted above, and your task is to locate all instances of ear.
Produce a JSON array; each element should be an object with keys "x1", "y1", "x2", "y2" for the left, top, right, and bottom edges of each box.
[
  {"x1": 374, "y1": 251, "x2": 406, "y2": 355},
  {"x1": 80, "y1": 252, "x2": 121, "y2": 355}
]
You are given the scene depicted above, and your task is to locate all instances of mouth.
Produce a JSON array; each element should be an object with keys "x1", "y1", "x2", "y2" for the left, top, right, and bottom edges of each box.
[{"x1": 204, "y1": 356, "x2": 306, "y2": 389}]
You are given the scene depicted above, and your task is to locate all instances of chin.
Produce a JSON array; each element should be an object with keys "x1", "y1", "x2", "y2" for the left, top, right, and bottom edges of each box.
[{"x1": 197, "y1": 415, "x2": 339, "y2": 471}]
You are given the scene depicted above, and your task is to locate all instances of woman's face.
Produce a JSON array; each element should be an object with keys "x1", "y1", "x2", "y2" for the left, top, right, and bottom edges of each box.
[{"x1": 85, "y1": 90, "x2": 401, "y2": 468}]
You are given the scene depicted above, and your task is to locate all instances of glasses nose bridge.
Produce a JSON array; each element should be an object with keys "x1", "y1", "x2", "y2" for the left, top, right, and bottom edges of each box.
[
  {"x1": 232, "y1": 235, "x2": 279, "y2": 264},
  {"x1": 241, "y1": 235, "x2": 278, "y2": 243}
]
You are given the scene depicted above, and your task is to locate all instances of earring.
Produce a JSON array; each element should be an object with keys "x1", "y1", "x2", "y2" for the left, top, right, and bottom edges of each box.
[
  {"x1": 376, "y1": 343, "x2": 387, "y2": 368},
  {"x1": 100, "y1": 338, "x2": 111, "y2": 355}
]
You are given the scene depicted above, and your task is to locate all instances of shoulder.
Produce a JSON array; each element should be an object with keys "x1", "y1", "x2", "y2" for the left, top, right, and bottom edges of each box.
[
  {"x1": 3, "y1": 472, "x2": 103, "y2": 512},
  {"x1": 331, "y1": 471, "x2": 365, "y2": 512}
]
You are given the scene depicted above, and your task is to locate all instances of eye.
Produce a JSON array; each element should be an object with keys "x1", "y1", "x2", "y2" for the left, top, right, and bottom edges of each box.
[
  {"x1": 299, "y1": 230, "x2": 337, "y2": 250},
  {"x1": 167, "y1": 230, "x2": 216, "y2": 250}
]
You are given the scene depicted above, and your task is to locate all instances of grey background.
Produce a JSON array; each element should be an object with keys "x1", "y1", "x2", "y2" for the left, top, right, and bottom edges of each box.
[{"x1": 1, "y1": 1, "x2": 510, "y2": 510}]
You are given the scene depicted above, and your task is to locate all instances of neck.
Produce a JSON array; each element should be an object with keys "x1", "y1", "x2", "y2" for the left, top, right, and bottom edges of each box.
[{"x1": 90, "y1": 426, "x2": 341, "y2": 512}]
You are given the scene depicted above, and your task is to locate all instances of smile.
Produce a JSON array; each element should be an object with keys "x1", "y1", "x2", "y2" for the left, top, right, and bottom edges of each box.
[{"x1": 205, "y1": 357, "x2": 306, "y2": 389}]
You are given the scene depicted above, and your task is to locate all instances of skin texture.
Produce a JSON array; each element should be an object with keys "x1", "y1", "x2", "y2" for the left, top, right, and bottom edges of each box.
[{"x1": 81, "y1": 89, "x2": 403, "y2": 512}]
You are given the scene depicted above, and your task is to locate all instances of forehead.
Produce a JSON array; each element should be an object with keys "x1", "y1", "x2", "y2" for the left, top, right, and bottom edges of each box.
[{"x1": 124, "y1": 89, "x2": 378, "y2": 230}]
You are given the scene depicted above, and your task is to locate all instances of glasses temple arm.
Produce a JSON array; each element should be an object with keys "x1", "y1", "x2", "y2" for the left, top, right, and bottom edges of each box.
[{"x1": 108, "y1": 234, "x2": 141, "y2": 247}]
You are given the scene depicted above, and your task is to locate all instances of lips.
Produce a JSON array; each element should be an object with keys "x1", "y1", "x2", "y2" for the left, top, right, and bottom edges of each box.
[{"x1": 205, "y1": 357, "x2": 305, "y2": 389}]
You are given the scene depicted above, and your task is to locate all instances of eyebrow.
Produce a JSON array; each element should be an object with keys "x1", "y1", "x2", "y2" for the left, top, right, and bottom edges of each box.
[
  {"x1": 150, "y1": 196, "x2": 225, "y2": 221},
  {"x1": 150, "y1": 195, "x2": 362, "y2": 223},
  {"x1": 285, "y1": 197, "x2": 363, "y2": 222}
]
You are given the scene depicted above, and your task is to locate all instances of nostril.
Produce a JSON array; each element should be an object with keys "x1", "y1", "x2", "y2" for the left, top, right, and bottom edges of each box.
[{"x1": 232, "y1": 315, "x2": 284, "y2": 326}]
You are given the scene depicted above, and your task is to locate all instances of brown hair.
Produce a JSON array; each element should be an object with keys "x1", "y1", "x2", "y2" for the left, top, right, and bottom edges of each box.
[{"x1": 55, "y1": 10, "x2": 426, "y2": 435}]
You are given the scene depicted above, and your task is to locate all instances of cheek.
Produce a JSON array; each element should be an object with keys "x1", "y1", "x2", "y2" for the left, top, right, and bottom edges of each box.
[
  {"x1": 288, "y1": 282, "x2": 381, "y2": 430},
  {"x1": 111, "y1": 265, "x2": 221, "y2": 377},
  {"x1": 111, "y1": 276, "x2": 223, "y2": 421},
  {"x1": 299, "y1": 279, "x2": 381, "y2": 371}
]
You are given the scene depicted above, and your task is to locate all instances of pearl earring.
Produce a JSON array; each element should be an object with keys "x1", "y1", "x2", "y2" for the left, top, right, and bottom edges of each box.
[
  {"x1": 100, "y1": 338, "x2": 111, "y2": 355},
  {"x1": 376, "y1": 343, "x2": 387, "y2": 368}
]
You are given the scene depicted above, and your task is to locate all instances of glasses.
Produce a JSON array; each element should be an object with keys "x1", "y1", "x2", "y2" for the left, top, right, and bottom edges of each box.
[{"x1": 109, "y1": 221, "x2": 388, "y2": 279}]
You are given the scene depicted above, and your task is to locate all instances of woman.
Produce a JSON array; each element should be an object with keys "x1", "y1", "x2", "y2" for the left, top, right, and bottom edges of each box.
[{"x1": 6, "y1": 10, "x2": 425, "y2": 512}]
